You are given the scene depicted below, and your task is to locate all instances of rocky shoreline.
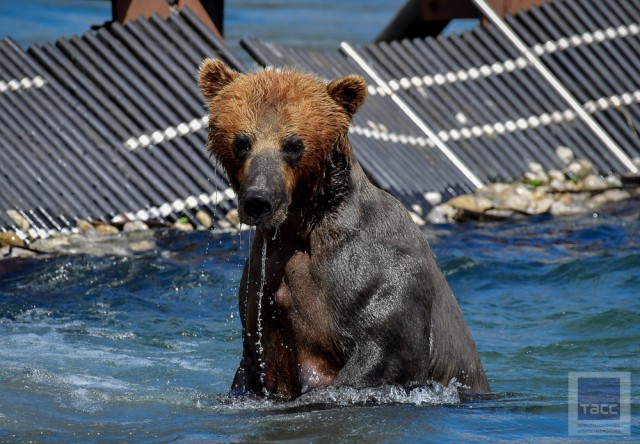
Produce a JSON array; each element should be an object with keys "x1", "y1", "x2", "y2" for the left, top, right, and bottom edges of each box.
[
  {"x1": 426, "y1": 147, "x2": 640, "y2": 224},
  {"x1": 0, "y1": 209, "x2": 244, "y2": 260}
]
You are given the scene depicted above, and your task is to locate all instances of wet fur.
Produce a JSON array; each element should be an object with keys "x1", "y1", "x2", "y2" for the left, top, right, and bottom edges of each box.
[{"x1": 199, "y1": 59, "x2": 490, "y2": 399}]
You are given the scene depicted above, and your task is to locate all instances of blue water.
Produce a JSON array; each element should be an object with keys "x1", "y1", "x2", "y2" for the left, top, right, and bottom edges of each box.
[
  {"x1": 1, "y1": 208, "x2": 639, "y2": 441},
  {"x1": 0, "y1": 0, "x2": 478, "y2": 66},
  {"x1": 1, "y1": 1, "x2": 639, "y2": 442}
]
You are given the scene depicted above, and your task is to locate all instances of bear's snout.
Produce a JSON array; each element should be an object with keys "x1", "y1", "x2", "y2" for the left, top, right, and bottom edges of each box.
[
  {"x1": 238, "y1": 153, "x2": 289, "y2": 228},
  {"x1": 243, "y1": 190, "x2": 273, "y2": 220}
]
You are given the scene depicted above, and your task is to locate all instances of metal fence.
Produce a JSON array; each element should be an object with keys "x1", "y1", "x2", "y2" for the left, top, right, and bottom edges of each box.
[
  {"x1": 2, "y1": 0, "x2": 639, "y2": 239},
  {"x1": 0, "y1": 8, "x2": 241, "y2": 240},
  {"x1": 242, "y1": 0, "x2": 640, "y2": 214}
]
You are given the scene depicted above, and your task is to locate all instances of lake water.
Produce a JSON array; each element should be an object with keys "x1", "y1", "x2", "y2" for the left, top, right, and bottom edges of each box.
[{"x1": 1, "y1": 1, "x2": 639, "y2": 442}]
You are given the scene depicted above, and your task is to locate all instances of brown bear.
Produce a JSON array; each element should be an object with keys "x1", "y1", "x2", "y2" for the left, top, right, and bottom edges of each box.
[{"x1": 198, "y1": 59, "x2": 490, "y2": 400}]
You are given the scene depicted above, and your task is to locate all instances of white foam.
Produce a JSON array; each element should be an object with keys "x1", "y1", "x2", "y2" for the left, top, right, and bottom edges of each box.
[{"x1": 219, "y1": 381, "x2": 461, "y2": 411}]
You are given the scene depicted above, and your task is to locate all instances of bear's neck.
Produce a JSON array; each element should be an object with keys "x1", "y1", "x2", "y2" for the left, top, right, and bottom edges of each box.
[
  {"x1": 263, "y1": 147, "x2": 371, "y2": 240},
  {"x1": 306, "y1": 149, "x2": 353, "y2": 222}
]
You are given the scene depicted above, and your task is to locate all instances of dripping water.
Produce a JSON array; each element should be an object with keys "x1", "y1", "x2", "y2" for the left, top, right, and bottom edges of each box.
[
  {"x1": 269, "y1": 228, "x2": 278, "y2": 312},
  {"x1": 256, "y1": 237, "x2": 268, "y2": 392},
  {"x1": 245, "y1": 226, "x2": 252, "y2": 293},
  {"x1": 238, "y1": 223, "x2": 251, "y2": 334}
]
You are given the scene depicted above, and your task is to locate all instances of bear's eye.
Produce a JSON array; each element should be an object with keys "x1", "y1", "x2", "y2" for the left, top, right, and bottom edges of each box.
[
  {"x1": 281, "y1": 135, "x2": 305, "y2": 165},
  {"x1": 232, "y1": 133, "x2": 252, "y2": 159}
]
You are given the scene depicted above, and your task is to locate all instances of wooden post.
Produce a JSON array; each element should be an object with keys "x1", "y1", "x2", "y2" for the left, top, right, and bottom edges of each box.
[
  {"x1": 112, "y1": 0, "x2": 224, "y2": 39},
  {"x1": 376, "y1": 0, "x2": 552, "y2": 42}
]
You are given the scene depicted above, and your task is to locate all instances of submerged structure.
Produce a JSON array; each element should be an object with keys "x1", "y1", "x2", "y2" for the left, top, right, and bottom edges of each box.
[{"x1": 1, "y1": 0, "x2": 639, "y2": 243}]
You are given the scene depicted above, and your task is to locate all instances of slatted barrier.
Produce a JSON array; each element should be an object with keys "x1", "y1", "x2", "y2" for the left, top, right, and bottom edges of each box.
[
  {"x1": 0, "y1": 8, "x2": 242, "y2": 240},
  {"x1": 242, "y1": 0, "x2": 640, "y2": 214},
  {"x1": 2, "y1": 0, "x2": 639, "y2": 240}
]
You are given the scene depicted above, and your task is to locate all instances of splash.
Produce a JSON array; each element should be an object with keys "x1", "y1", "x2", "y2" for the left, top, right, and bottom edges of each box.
[
  {"x1": 294, "y1": 381, "x2": 461, "y2": 407},
  {"x1": 218, "y1": 381, "x2": 462, "y2": 411}
]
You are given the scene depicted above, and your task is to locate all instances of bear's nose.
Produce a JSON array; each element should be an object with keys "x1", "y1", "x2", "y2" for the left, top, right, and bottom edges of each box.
[{"x1": 243, "y1": 191, "x2": 273, "y2": 220}]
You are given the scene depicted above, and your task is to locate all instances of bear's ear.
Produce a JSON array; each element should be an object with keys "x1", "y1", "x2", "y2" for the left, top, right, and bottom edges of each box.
[
  {"x1": 326, "y1": 75, "x2": 367, "y2": 119},
  {"x1": 198, "y1": 58, "x2": 240, "y2": 100}
]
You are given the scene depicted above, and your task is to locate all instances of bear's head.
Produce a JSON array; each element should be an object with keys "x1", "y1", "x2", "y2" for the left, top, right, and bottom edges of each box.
[{"x1": 198, "y1": 59, "x2": 367, "y2": 229}]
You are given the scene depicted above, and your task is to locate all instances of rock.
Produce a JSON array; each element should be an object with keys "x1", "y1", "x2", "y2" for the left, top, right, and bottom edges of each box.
[
  {"x1": 1, "y1": 245, "x2": 38, "y2": 258},
  {"x1": 225, "y1": 209, "x2": 240, "y2": 227},
  {"x1": 602, "y1": 189, "x2": 631, "y2": 203},
  {"x1": 566, "y1": 162, "x2": 580, "y2": 175},
  {"x1": 110, "y1": 214, "x2": 131, "y2": 224},
  {"x1": 0, "y1": 232, "x2": 24, "y2": 247},
  {"x1": 532, "y1": 187, "x2": 549, "y2": 200},
  {"x1": 173, "y1": 220, "x2": 194, "y2": 231},
  {"x1": 589, "y1": 189, "x2": 631, "y2": 207},
  {"x1": 577, "y1": 159, "x2": 594, "y2": 171},
  {"x1": 525, "y1": 162, "x2": 548, "y2": 186},
  {"x1": 196, "y1": 210, "x2": 213, "y2": 229},
  {"x1": 95, "y1": 224, "x2": 119, "y2": 235},
  {"x1": 6, "y1": 209, "x2": 30, "y2": 232},
  {"x1": 426, "y1": 204, "x2": 457, "y2": 224},
  {"x1": 566, "y1": 159, "x2": 593, "y2": 183},
  {"x1": 76, "y1": 219, "x2": 95, "y2": 232},
  {"x1": 481, "y1": 183, "x2": 512, "y2": 202},
  {"x1": 448, "y1": 195, "x2": 493, "y2": 213},
  {"x1": 524, "y1": 171, "x2": 547, "y2": 185},
  {"x1": 475, "y1": 185, "x2": 494, "y2": 201},
  {"x1": 527, "y1": 196, "x2": 554, "y2": 215},
  {"x1": 31, "y1": 235, "x2": 71, "y2": 252},
  {"x1": 547, "y1": 171, "x2": 566, "y2": 192},
  {"x1": 549, "y1": 179, "x2": 565, "y2": 191},
  {"x1": 564, "y1": 180, "x2": 583, "y2": 192},
  {"x1": 556, "y1": 193, "x2": 572, "y2": 204},
  {"x1": 528, "y1": 162, "x2": 545, "y2": 174},
  {"x1": 556, "y1": 146, "x2": 575, "y2": 165},
  {"x1": 123, "y1": 220, "x2": 149, "y2": 232},
  {"x1": 129, "y1": 240, "x2": 156, "y2": 252},
  {"x1": 515, "y1": 184, "x2": 534, "y2": 198},
  {"x1": 581, "y1": 174, "x2": 607, "y2": 192},
  {"x1": 503, "y1": 194, "x2": 529, "y2": 212},
  {"x1": 547, "y1": 169, "x2": 565, "y2": 182},
  {"x1": 570, "y1": 192, "x2": 591, "y2": 204},
  {"x1": 502, "y1": 185, "x2": 533, "y2": 212},
  {"x1": 424, "y1": 191, "x2": 442, "y2": 206},
  {"x1": 421, "y1": 154, "x2": 638, "y2": 223},
  {"x1": 483, "y1": 209, "x2": 516, "y2": 220},
  {"x1": 550, "y1": 201, "x2": 587, "y2": 217},
  {"x1": 605, "y1": 175, "x2": 622, "y2": 188},
  {"x1": 409, "y1": 211, "x2": 425, "y2": 226},
  {"x1": 411, "y1": 204, "x2": 424, "y2": 216},
  {"x1": 218, "y1": 219, "x2": 233, "y2": 230}
]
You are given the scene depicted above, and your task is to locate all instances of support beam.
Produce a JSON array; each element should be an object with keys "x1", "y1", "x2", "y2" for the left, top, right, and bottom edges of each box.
[
  {"x1": 112, "y1": 0, "x2": 224, "y2": 39},
  {"x1": 376, "y1": 0, "x2": 550, "y2": 42},
  {"x1": 471, "y1": 0, "x2": 638, "y2": 173}
]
